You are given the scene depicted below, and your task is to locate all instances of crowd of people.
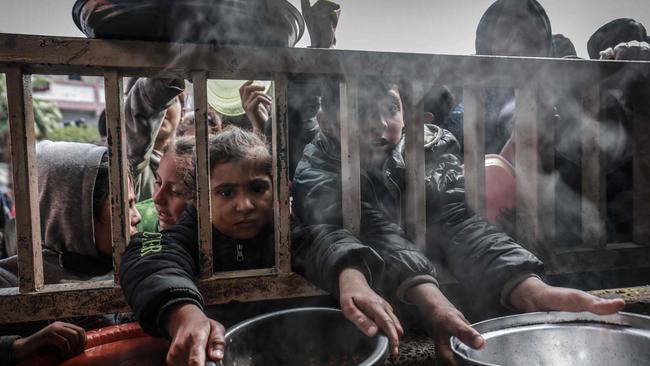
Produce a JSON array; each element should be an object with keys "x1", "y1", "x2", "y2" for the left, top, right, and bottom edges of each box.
[{"x1": 0, "y1": 0, "x2": 648, "y2": 365}]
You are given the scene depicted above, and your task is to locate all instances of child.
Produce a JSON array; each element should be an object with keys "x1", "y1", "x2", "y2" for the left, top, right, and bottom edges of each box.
[
  {"x1": 136, "y1": 136, "x2": 196, "y2": 233},
  {"x1": 120, "y1": 127, "x2": 417, "y2": 365},
  {"x1": 0, "y1": 141, "x2": 141, "y2": 286}
]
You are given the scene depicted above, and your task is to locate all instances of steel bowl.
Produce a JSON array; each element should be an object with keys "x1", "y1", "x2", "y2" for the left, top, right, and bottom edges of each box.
[
  {"x1": 222, "y1": 307, "x2": 389, "y2": 366},
  {"x1": 452, "y1": 312, "x2": 650, "y2": 366},
  {"x1": 72, "y1": 0, "x2": 305, "y2": 47}
]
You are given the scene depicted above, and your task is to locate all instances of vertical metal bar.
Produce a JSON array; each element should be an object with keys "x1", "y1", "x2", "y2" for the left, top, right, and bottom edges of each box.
[
  {"x1": 582, "y1": 85, "x2": 606, "y2": 248},
  {"x1": 514, "y1": 87, "x2": 542, "y2": 254},
  {"x1": 193, "y1": 73, "x2": 214, "y2": 278},
  {"x1": 633, "y1": 92, "x2": 650, "y2": 245},
  {"x1": 272, "y1": 74, "x2": 292, "y2": 274},
  {"x1": 104, "y1": 72, "x2": 129, "y2": 284},
  {"x1": 537, "y1": 91, "x2": 555, "y2": 246},
  {"x1": 6, "y1": 68, "x2": 43, "y2": 292},
  {"x1": 463, "y1": 87, "x2": 486, "y2": 215},
  {"x1": 340, "y1": 78, "x2": 361, "y2": 237},
  {"x1": 401, "y1": 81, "x2": 426, "y2": 251}
]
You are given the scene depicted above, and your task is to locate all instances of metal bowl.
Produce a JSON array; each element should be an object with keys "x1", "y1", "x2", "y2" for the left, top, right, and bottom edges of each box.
[
  {"x1": 72, "y1": 0, "x2": 304, "y2": 47},
  {"x1": 222, "y1": 307, "x2": 389, "y2": 366},
  {"x1": 452, "y1": 312, "x2": 650, "y2": 366}
]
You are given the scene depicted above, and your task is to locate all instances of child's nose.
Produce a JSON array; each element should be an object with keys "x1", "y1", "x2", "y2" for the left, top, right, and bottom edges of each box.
[{"x1": 235, "y1": 195, "x2": 255, "y2": 212}]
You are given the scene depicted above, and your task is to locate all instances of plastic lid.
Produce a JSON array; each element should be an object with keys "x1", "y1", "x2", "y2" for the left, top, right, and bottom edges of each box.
[{"x1": 206, "y1": 79, "x2": 272, "y2": 117}]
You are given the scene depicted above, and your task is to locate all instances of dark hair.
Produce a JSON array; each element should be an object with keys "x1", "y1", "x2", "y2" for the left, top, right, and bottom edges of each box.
[
  {"x1": 587, "y1": 18, "x2": 647, "y2": 59},
  {"x1": 97, "y1": 109, "x2": 106, "y2": 138},
  {"x1": 93, "y1": 152, "x2": 136, "y2": 220},
  {"x1": 188, "y1": 127, "x2": 271, "y2": 194},
  {"x1": 93, "y1": 153, "x2": 110, "y2": 220}
]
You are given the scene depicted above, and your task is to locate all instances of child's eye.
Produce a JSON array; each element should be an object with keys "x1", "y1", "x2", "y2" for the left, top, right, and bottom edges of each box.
[
  {"x1": 250, "y1": 182, "x2": 270, "y2": 194},
  {"x1": 171, "y1": 190, "x2": 184, "y2": 197},
  {"x1": 218, "y1": 189, "x2": 233, "y2": 198}
]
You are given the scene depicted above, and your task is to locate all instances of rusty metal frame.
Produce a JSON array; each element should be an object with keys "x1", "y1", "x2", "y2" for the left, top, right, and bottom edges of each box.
[{"x1": 1, "y1": 33, "x2": 649, "y2": 324}]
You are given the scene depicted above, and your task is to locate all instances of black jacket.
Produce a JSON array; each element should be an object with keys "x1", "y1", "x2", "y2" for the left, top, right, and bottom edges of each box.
[
  {"x1": 119, "y1": 206, "x2": 384, "y2": 337},
  {"x1": 292, "y1": 125, "x2": 544, "y2": 306}
]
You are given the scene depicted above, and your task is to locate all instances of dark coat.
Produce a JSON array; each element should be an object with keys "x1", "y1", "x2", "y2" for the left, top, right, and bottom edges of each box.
[
  {"x1": 292, "y1": 124, "x2": 544, "y2": 306},
  {"x1": 119, "y1": 206, "x2": 384, "y2": 337}
]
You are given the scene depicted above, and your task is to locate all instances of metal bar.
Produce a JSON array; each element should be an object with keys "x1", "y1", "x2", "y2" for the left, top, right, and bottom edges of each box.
[
  {"x1": 582, "y1": 86, "x2": 607, "y2": 248},
  {"x1": 401, "y1": 81, "x2": 426, "y2": 251},
  {"x1": 104, "y1": 72, "x2": 129, "y2": 283},
  {"x1": 340, "y1": 78, "x2": 361, "y2": 237},
  {"x1": 193, "y1": 73, "x2": 214, "y2": 278},
  {"x1": 633, "y1": 99, "x2": 650, "y2": 245},
  {"x1": 272, "y1": 74, "x2": 292, "y2": 274},
  {"x1": 0, "y1": 34, "x2": 647, "y2": 88},
  {"x1": 6, "y1": 67, "x2": 43, "y2": 292},
  {"x1": 463, "y1": 87, "x2": 486, "y2": 215},
  {"x1": 514, "y1": 87, "x2": 542, "y2": 255}
]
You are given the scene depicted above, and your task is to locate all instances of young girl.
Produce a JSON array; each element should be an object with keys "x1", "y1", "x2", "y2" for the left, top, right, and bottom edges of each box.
[{"x1": 120, "y1": 127, "x2": 405, "y2": 365}]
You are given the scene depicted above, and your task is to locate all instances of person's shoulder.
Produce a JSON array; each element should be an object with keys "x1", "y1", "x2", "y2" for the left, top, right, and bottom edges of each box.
[{"x1": 424, "y1": 124, "x2": 461, "y2": 153}]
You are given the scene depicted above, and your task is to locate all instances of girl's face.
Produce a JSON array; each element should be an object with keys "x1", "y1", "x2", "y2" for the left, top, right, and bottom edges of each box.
[
  {"x1": 210, "y1": 160, "x2": 273, "y2": 240},
  {"x1": 153, "y1": 152, "x2": 191, "y2": 230}
]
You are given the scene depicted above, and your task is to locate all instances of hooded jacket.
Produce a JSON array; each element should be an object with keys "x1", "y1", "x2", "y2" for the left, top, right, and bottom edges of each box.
[
  {"x1": 119, "y1": 206, "x2": 385, "y2": 337},
  {"x1": 0, "y1": 141, "x2": 112, "y2": 287},
  {"x1": 292, "y1": 125, "x2": 544, "y2": 307}
]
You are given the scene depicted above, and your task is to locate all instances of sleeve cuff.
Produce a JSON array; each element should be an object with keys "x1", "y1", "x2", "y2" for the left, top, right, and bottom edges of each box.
[
  {"x1": 396, "y1": 275, "x2": 439, "y2": 304},
  {"x1": 500, "y1": 273, "x2": 542, "y2": 311}
]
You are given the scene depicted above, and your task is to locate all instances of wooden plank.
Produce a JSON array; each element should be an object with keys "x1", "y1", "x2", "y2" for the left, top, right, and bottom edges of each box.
[
  {"x1": 462, "y1": 87, "x2": 486, "y2": 215},
  {"x1": 6, "y1": 68, "x2": 43, "y2": 292},
  {"x1": 401, "y1": 81, "x2": 426, "y2": 251},
  {"x1": 0, "y1": 275, "x2": 328, "y2": 324},
  {"x1": 514, "y1": 87, "x2": 543, "y2": 256},
  {"x1": 340, "y1": 78, "x2": 361, "y2": 237},
  {"x1": 104, "y1": 72, "x2": 129, "y2": 284},
  {"x1": 198, "y1": 273, "x2": 325, "y2": 306},
  {"x1": 0, "y1": 34, "x2": 647, "y2": 89},
  {"x1": 537, "y1": 93, "x2": 556, "y2": 246},
  {"x1": 582, "y1": 86, "x2": 607, "y2": 248},
  {"x1": 272, "y1": 74, "x2": 292, "y2": 274},
  {"x1": 633, "y1": 99, "x2": 650, "y2": 245},
  {"x1": 192, "y1": 73, "x2": 214, "y2": 278}
]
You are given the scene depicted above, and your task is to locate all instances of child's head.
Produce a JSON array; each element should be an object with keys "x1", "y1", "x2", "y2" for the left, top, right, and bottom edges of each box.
[
  {"x1": 201, "y1": 127, "x2": 273, "y2": 240},
  {"x1": 153, "y1": 136, "x2": 196, "y2": 230},
  {"x1": 93, "y1": 154, "x2": 141, "y2": 256}
]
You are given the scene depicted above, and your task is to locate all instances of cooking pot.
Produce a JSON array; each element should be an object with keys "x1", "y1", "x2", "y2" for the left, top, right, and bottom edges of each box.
[
  {"x1": 222, "y1": 307, "x2": 389, "y2": 366},
  {"x1": 72, "y1": 0, "x2": 305, "y2": 47},
  {"x1": 452, "y1": 311, "x2": 650, "y2": 366}
]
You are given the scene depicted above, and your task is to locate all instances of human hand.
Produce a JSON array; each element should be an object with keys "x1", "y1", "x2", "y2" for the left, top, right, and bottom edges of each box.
[
  {"x1": 406, "y1": 283, "x2": 485, "y2": 366},
  {"x1": 301, "y1": 0, "x2": 341, "y2": 48},
  {"x1": 11, "y1": 321, "x2": 86, "y2": 361},
  {"x1": 338, "y1": 267, "x2": 404, "y2": 357},
  {"x1": 166, "y1": 303, "x2": 226, "y2": 366},
  {"x1": 599, "y1": 40, "x2": 650, "y2": 61},
  {"x1": 509, "y1": 276, "x2": 625, "y2": 315},
  {"x1": 239, "y1": 80, "x2": 272, "y2": 134}
]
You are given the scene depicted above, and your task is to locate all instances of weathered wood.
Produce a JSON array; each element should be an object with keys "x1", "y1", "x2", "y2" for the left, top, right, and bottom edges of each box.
[
  {"x1": 198, "y1": 273, "x2": 325, "y2": 306},
  {"x1": 0, "y1": 34, "x2": 648, "y2": 88},
  {"x1": 633, "y1": 101, "x2": 650, "y2": 245},
  {"x1": 6, "y1": 67, "x2": 44, "y2": 292},
  {"x1": 582, "y1": 86, "x2": 607, "y2": 248},
  {"x1": 401, "y1": 81, "x2": 426, "y2": 251},
  {"x1": 546, "y1": 243, "x2": 650, "y2": 274},
  {"x1": 104, "y1": 72, "x2": 129, "y2": 283},
  {"x1": 272, "y1": 74, "x2": 292, "y2": 274},
  {"x1": 462, "y1": 87, "x2": 486, "y2": 215},
  {"x1": 514, "y1": 87, "x2": 543, "y2": 255},
  {"x1": 340, "y1": 78, "x2": 361, "y2": 237},
  {"x1": 193, "y1": 73, "x2": 214, "y2": 278},
  {"x1": 0, "y1": 275, "x2": 327, "y2": 324}
]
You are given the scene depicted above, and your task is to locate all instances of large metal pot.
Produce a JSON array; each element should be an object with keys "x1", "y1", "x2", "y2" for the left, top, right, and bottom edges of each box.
[
  {"x1": 222, "y1": 307, "x2": 389, "y2": 366},
  {"x1": 452, "y1": 311, "x2": 650, "y2": 366},
  {"x1": 72, "y1": 0, "x2": 305, "y2": 47}
]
